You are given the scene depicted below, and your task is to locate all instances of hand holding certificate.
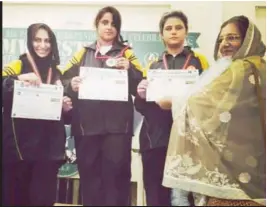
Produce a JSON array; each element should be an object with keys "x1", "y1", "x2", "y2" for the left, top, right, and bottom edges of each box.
[
  {"x1": 146, "y1": 69, "x2": 199, "y2": 102},
  {"x1": 78, "y1": 67, "x2": 128, "y2": 101},
  {"x1": 11, "y1": 80, "x2": 64, "y2": 121}
]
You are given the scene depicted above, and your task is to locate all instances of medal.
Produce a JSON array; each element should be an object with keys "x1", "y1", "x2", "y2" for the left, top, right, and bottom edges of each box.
[
  {"x1": 94, "y1": 42, "x2": 130, "y2": 67},
  {"x1": 106, "y1": 58, "x2": 117, "y2": 67}
]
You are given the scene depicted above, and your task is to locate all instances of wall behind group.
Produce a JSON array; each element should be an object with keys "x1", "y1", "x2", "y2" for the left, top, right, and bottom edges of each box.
[{"x1": 3, "y1": 1, "x2": 266, "y2": 66}]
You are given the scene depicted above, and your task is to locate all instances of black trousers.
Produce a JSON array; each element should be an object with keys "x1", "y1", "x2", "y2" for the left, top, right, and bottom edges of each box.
[
  {"x1": 75, "y1": 134, "x2": 132, "y2": 206},
  {"x1": 141, "y1": 147, "x2": 171, "y2": 206},
  {"x1": 2, "y1": 160, "x2": 62, "y2": 206}
]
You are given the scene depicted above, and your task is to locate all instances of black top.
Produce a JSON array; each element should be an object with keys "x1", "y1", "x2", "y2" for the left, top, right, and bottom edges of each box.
[
  {"x1": 135, "y1": 46, "x2": 203, "y2": 152},
  {"x1": 2, "y1": 55, "x2": 66, "y2": 163},
  {"x1": 62, "y1": 42, "x2": 143, "y2": 137}
]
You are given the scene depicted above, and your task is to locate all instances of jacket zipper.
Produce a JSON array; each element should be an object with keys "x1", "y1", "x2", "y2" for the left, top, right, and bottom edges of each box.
[
  {"x1": 144, "y1": 117, "x2": 153, "y2": 148},
  {"x1": 124, "y1": 121, "x2": 129, "y2": 134},
  {"x1": 11, "y1": 118, "x2": 23, "y2": 160},
  {"x1": 172, "y1": 56, "x2": 176, "y2": 69},
  {"x1": 77, "y1": 101, "x2": 85, "y2": 136},
  {"x1": 80, "y1": 123, "x2": 85, "y2": 136}
]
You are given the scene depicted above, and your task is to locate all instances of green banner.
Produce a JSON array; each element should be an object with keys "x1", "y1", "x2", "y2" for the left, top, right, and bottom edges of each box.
[{"x1": 3, "y1": 28, "x2": 200, "y2": 68}]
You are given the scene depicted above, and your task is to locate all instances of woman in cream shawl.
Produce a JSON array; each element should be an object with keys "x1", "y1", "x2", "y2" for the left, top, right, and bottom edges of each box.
[{"x1": 158, "y1": 15, "x2": 266, "y2": 206}]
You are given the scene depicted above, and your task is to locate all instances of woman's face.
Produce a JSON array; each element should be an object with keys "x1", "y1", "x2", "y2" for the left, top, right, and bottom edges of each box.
[
  {"x1": 161, "y1": 17, "x2": 187, "y2": 48},
  {"x1": 97, "y1": 12, "x2": 118, "y2": 42},
  {"x1": 32, "y1": 28, "x2": 51, "y2": 58},
  {"x1": 218, "y1": 23, "x2": 243, "y2": 58}
]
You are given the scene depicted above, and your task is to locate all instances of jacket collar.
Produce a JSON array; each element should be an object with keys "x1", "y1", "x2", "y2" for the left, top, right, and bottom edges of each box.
[
  {"x1": 85, "y1": 41, "x2": 129, "y2": 52},
  {"x1": 158, "y1": 46, "x2": 193, "y2": 61}
]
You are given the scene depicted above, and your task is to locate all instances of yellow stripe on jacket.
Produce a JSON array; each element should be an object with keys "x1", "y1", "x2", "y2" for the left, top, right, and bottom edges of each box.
[
  {"x1": 2, "y1": 60, "x2": 22, "y2": 76},
  {"x1": 194, "y1": 51, "x2": 209, "y2": 70},
  {"x1": 124, "y1": 48, "x2": 143, "y2": 72},
  {"x1": 61, "y1": 48, "x2": 87, "y2": 75}
]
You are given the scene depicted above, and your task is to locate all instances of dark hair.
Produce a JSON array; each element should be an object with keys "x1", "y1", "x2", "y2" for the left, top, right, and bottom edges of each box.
[
  {"x1": 94, "y1": 6, "x2": 127, "y2": 46},
  {"x1": 27, "y1": 23, "x2": 60, "y2": 65},
  {"x1": 159, "y1": 11, "x2": 188, "y2": 34},
  {"x1": 214, "y1": 15, "x2": 249, "y2": 60}
]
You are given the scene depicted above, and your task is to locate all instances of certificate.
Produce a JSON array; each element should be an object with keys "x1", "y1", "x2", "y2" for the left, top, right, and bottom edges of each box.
[
  {"x1": 11, "y1": 80, "x2": 64, "y2": 120},
  {"x1": 78, "y1": 67, "x2": 128, "y2": 101},
  {"x1": 146, "y1": 69, "x2": 199, "y2": 101}
]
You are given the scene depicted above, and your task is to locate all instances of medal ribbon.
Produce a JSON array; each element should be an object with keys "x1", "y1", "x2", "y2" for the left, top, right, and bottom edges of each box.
[
  {"x1": 94, "y1": 42, "x2": 129, "y2": 60},
  {"x1": 26, "y1": 52, "x2": 52, "y2": 84},
  {"x1": 162, "y1": 52, "x2": 192, "y2": 70}
]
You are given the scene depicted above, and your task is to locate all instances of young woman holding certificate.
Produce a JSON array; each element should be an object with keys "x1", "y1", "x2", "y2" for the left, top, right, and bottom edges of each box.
[
  {"x1": 61, "y1": 6, "x2": 143, "y2": 206},
  {"x1": 2, "y1": 23, "x2": 72, "y2": 206},
  {"x1": 134, "y1": 11, "x2": 209, "y2": 206}
]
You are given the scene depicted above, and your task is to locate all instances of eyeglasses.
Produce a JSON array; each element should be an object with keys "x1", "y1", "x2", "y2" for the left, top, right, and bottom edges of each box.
[{"x1": 217, "y1": 34, "x2": 242, "y2": 44}]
